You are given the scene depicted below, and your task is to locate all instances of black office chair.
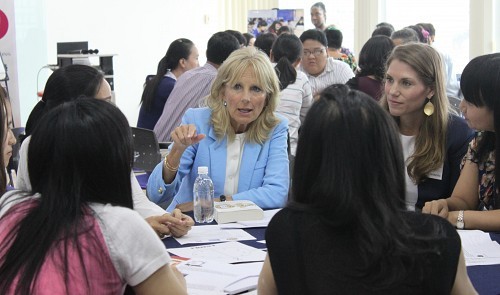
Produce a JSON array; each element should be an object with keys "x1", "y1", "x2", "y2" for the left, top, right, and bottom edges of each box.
[
  {"x1": 131, "y1": 127, "x2": 162, "y2": 173},
  {"x1": 8, "y1": 127, "x2": 25, "y2": 172}
]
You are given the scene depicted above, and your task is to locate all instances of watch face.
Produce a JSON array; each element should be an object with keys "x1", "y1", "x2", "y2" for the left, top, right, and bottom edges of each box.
[{"x1": 457, "y1": 221, "x2": 464, "y2": 229}]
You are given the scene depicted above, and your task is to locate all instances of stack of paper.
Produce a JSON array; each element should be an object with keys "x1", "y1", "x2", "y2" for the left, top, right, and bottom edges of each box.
[
  {"x1": 172, "y1": 242, "x2": 266, "y2": 294},
  {"x1": 174, "y1": 225, "x2": 256, "y2": 245},
  {"x1": 168, "y1": 241, "x2": 266, "y2": 264},
  {"x1": 458, "y1": 230, "x2": 500, "y2": 266},
  {"x1": 177, "y1": 260, "x2": 263, "y2": 295}
]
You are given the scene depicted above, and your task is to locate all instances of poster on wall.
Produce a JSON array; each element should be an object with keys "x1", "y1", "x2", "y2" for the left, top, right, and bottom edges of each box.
[
  {"x1": 248, "y1": 9, "x2": 304, "y2": 38},
  {"x1": 0, "y1": 2, "x2": 20, "y2": 127}
]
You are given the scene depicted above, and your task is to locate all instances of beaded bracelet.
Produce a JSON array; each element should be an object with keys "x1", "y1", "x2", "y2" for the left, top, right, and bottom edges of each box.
[{"x1": 164, "y1": 154, "x2": 179, "y2": 172}]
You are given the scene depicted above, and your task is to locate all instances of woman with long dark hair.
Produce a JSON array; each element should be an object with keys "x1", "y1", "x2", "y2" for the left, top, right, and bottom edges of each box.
[
  {"x1": 138, "y1": 38, "x2": 199, "y2": 130},
  {"x1": 0, "y1": 99, "x2": 187, "y2": 294},
  {"x1": 258, "y1": 85, "x2": 475, "y2": 294},
  {"x1": 17, "y1": 64, "x2": 194, "y2": 238},
  {"x1": 424, "y1": 53, "x2": 500, "y2": 231},
  {"x1": 346, "y1": 35, "x2": 394, "y2": 101}
]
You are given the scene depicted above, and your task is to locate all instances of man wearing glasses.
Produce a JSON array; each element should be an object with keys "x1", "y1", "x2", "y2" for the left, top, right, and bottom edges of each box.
[{"x1": 299, "y1": 29, "x2": 354, "y2": 96}]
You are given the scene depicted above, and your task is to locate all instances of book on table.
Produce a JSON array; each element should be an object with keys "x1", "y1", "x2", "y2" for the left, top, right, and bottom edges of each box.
[{"x1": 214, "y1": 200, "x2": 264, "y2": 224}]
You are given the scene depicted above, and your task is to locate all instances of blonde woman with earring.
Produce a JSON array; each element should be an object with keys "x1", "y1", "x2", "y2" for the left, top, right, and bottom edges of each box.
[{"x1": 380, "y1": 43, "x2": 473, "y2": 211}]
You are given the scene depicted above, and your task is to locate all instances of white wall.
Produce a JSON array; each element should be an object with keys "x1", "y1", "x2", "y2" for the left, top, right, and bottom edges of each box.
[
  {"x1": 12, "y1": 0, "x2": 499, "y2": 127},
  {"x1": 42, "y1": 0, "x2": 221, "y2": 127},
  {"x1": 15, "y1": 0, "x2": 279, "y2": 127},
  {"x1": 12, "y1": 0, "x2": 48, "y2": 128}
]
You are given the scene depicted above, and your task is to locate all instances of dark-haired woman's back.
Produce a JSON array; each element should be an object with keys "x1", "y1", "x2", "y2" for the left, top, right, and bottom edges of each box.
[
  {"x1": 276, "y1": 70, "x2": 313, "y2": 156},
  {"x1": 138, "y1": 38, "x2": 199, "y2": 130},
  {"x1": 258, "y1": 84, "x2": 476, "y2": 295},
  {"x1": 0, "y1": 194, "x2": 169, "y2": 293},
  {"x1": 346, "y1": 76, "x2": 384, "y2": 101},
  {"x1": 0, "y1": 99, "x2": 187, "y2": 294},
  {"x1": 137, "y1": 74, "x2": 176, "y2": 130},
  {"x1": 271, "y1": 33, "x2": 313, "y2": 156},
  {"x1": 266, "y1": 208, "x2": 460, "y2": 294}
]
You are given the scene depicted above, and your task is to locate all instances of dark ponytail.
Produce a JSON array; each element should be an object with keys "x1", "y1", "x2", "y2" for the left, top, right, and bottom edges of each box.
[
  {"x1": 272, "y1": 34, "x2": 302, "y2": 90},
  {"x1": 140, "y1": 38, "x2": 194, "y2": 111},
  {"x1": 275, "y1": 56, "x2": 297, "y2": 91}
]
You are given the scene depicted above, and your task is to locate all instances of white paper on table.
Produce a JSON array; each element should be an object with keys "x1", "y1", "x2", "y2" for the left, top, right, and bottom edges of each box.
[
  {"x1": 458, "y1": 230, "x2": 500, "y2": 266},
  {"x1": 176, "y1": 259, "x2": 263, "y2": 294},
  {"x1": 174, "y1": 224, "x2": 256, "y2": 245},
  {"x1": 228, "y1": 262, "x2": 264, "y2": 293},
  {"x1": 218, "y1": 209, "x2": 281, "y2": 229},
  {"x1": 168, "y1": 241, "x2": 267, "y2": 264}
]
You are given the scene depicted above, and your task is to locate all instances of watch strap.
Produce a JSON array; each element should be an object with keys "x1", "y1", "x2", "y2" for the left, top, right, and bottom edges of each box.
[{"x1": 457, "y1": 210, "x2": 465, "y2": 229}]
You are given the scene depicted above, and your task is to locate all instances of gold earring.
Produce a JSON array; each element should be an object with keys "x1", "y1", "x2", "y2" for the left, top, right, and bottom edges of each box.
[{"x1": 424, "y1": 98, "x2": 434, "y2": 116}]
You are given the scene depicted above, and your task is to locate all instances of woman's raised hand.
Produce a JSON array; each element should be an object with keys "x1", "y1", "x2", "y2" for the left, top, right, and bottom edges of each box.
[{"x1": 170, "y1": 124, "x2": 205, "y2": 151}]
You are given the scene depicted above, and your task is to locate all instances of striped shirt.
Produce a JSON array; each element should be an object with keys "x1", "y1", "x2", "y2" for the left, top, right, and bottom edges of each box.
[
  {"x1": 276, "y1": 70, "x2": 313, "y2": 156},
  {"x1": 299, "y1": 57, "x2": 354, "y2": 96},
  {"x1": 153, "y1": 63, "x2": 217, "y2": 142}
]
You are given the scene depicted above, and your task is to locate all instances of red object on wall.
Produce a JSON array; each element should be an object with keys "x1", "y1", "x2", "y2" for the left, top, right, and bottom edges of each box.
[{"x1": 0, "y1": 10, "x2": 8, "y2": 39}]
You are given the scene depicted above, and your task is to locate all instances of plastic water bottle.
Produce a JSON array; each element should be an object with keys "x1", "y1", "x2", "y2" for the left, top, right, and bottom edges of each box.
[{"x1": 193, "y1": 166, "x2": 214, "y2": 223}]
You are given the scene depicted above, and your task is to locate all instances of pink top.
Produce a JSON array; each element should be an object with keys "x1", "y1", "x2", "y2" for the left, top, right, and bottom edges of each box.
[
  {"x1": 0, "y1": 193, "x2": 171, "y2": 294},
  {"x1": 1, "y1": 200, "x2": 123, "y2": 294}
]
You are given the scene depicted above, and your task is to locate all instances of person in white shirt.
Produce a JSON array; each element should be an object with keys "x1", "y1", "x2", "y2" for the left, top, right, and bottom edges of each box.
[
  {"x1": 270, "y1": 33, "x2": 313, "y2": 156},
  {"x1": 298, "y1": 29, "x2": 354, "y2": 96},
  {"x1": 0, "y1": 99, "x2": 187, "y2": 294},
  {"x1": 17, "y1": 64, "x2": 194, "y2": 238}
]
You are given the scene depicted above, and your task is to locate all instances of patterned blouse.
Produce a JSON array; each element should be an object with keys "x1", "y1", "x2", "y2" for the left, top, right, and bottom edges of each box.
[
  {"x1": 338, "y1": 47, "x2": 357, "y2": 72},
  {"x1": 461, "y1": 133, "x2": 497, "y2": 210}
]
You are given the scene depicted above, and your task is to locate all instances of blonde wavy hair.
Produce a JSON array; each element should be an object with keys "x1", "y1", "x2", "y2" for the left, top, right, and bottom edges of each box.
[
  {"x1": 380, "y1": 43, "x2": 449, "y2": 184},
  {"x1": 207, "y1": 47, "x2": 280, "y2": 144}
]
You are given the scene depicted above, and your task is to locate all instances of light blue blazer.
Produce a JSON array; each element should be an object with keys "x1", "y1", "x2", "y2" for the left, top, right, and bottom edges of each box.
[{"x1": 147, "y1": 108, "x2": 290, "y2": 212}]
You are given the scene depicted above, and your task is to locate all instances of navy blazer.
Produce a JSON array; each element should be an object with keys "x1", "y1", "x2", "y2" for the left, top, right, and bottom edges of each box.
[
  {"x1": 416, "y1": 115, "x2": 474, "y2": 209},
  {"x1": 147, "y1": 108, "x2": 290, "y2": 212}
]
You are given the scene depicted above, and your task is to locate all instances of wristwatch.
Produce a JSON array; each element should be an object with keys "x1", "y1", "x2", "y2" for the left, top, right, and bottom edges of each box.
[
  {"x1": 219, "y1": 195, "x2": 226, "y2": 202},
  {"x1": 456, "y1": 210, "x2": 465, "y2": 229}
]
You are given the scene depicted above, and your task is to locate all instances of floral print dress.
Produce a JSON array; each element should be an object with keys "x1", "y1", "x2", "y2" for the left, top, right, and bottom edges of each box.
[
  {"x1": 338, "y1": 47, "x2": 357, "y2": 72},
  {"x1": 461, "y1": 133, "x2": 497, "y2": 210}
]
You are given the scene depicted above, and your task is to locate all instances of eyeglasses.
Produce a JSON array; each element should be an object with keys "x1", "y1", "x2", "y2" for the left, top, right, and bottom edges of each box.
[{"x1": 303, "y1": 48, "x2": 325, "y2": 57}]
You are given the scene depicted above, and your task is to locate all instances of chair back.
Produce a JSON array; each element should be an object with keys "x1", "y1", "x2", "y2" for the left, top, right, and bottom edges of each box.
[
  {"x1": 448, "y1": 96, "x2": 462, "y2": 116},
  {"x1": 131, "y1": 127, "x2": 161, "y2": 173},
  {"x1": 8, "y1": 127, "x2": 25, "y2": 172}
]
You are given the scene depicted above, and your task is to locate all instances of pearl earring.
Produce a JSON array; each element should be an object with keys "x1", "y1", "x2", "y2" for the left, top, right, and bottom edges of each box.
[{"x1": 223, "y1": 101, "x2": 227, "y2": 107}]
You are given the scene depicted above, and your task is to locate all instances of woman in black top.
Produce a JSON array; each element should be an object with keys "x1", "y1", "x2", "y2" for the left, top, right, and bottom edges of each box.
[{"x1": 258, "y1": 85, "x2": 476, "y2": 294}]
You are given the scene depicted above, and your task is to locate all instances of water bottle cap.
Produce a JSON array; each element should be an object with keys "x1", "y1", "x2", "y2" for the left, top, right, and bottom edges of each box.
[{"x1": 198, "y1": 166, "x2": 209, "y2": 174}]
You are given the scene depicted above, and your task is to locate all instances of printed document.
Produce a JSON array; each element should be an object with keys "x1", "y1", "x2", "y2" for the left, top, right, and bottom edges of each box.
[
  {"x1": 168, "y1": 241, "x2": 266, "y2": 264},
  {"x1": 174, "y1": 225, "x2": 256, "y2": 245},
  {"x1": 458, "y1": 230, "x2": 500, "y2": 266}
]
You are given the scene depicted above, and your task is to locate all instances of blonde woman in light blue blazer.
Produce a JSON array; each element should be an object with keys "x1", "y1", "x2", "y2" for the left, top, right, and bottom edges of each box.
[{"x1": 147, "y1": 47, "x2": 290, "y2": 212}]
